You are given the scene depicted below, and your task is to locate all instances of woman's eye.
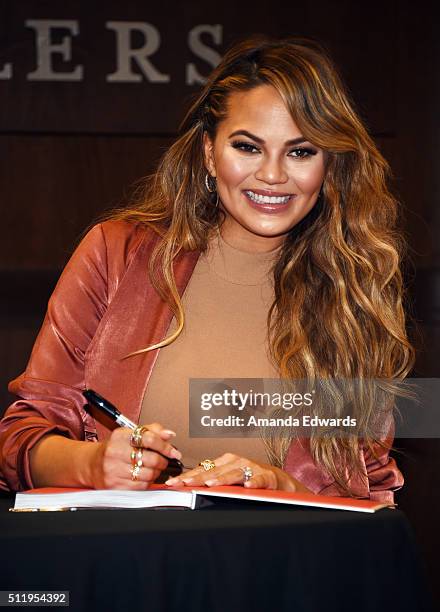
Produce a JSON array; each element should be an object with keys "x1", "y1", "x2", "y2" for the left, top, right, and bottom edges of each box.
[
  {"x1": 289, "y1": 147, "x2": 317, "y2": 158},
  {"x1": 231, "y1": 141, "x2": 260, "y2": 154}
]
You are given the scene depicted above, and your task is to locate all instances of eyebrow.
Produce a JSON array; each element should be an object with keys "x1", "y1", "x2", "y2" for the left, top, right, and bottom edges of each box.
[{"x1": 228, "y1": 130, "x2": 308, "y2": 146}]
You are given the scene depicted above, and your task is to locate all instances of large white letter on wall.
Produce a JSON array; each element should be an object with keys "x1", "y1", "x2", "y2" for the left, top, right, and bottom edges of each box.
[
  {"x1": 106, "y1": 22, "x2": 170, "y2": 83},
  {"x1": 186, "y1": 24, "x2": 222, "y2": 85},
  {"x1": 26, "y1": 20, "x2": 83, "y2": 81}
]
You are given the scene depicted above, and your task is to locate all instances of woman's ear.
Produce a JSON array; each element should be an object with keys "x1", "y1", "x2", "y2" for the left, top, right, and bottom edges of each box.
[{"x1": 203, "y1": 132, "x2": 216, "y2": 178}]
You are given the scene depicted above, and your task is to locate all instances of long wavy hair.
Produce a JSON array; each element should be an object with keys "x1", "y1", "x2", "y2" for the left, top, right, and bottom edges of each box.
[{"x1": 108, "y1": 35, "x2": 415, "y2": 495}]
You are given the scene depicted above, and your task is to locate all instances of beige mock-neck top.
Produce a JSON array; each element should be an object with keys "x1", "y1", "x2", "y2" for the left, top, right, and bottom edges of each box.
[{"x1": 140, "y1": 231, "x2": 280, "y2": 469}]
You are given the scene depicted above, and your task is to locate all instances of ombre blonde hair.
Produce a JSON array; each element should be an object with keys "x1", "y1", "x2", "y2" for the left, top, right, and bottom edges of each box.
[{"x1": 108, "y1": 35, "x2": 415, "y2": 496}]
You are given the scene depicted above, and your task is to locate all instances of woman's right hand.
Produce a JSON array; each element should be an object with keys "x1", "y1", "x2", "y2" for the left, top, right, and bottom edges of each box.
[{"x1": 88, "y1": 423, "x2": 182, "y2": 489}]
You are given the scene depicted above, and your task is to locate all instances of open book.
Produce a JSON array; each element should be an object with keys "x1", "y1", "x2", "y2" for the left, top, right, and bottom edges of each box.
[{"x1": 11, "y1": 485, "x2": 393, "y2": 513}]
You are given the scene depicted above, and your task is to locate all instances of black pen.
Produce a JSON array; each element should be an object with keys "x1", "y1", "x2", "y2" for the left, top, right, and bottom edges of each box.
[
  {"x1": 82, "y1": 389, "x2": 185, "y2": 472},
  {"x1": 83, "y1": 389, "x2": 138, "y2": 430}
]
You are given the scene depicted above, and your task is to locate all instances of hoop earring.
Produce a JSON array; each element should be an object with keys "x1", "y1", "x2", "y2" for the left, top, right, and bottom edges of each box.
[{"x1": 205, "y1": 172, "x2": 216, "y2": 194}]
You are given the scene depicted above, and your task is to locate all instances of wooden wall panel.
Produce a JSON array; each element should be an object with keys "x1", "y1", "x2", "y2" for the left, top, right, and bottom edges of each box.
[
  {"x1": 1, "y1": 0, "x2": 399, "y2": 135},
  {"x1": 0, "y1": 316, "x2": 42, "y2": 411},
  {"x1": 0, "y1": 135, "x2": 174, "y2": 268}
]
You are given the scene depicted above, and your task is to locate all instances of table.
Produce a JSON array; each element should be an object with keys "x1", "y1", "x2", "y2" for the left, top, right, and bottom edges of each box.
[{"x1": 0, "y1": 493, "x2": 433, "y2": 612}]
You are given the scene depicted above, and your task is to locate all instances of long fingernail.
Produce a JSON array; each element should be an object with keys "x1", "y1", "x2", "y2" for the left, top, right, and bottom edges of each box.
[
  {"x1": 165, "y1": 478, "x2": 179, "y2": 485},
  {"x1": 205, "y1": 479, "x2": 219, "y2": 486},
  {"x1": 171, "y1": 448, "x2": 182, "y2": 460}
]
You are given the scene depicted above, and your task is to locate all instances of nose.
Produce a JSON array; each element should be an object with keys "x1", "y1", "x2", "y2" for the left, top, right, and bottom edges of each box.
[{"x1": 255, "y1": 155, "x2": 289, "y2": 185}]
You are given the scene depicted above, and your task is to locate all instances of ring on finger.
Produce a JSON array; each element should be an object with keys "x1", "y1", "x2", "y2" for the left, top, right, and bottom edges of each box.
[
  {"x1": 198, "y1": 458, "x2": 216, "y2": 471},
  {"x1": 131, "y1": 448, "x2": 144, "y2": 468},
  {"x1": 241, "y1": 466, "x2": 253, "y2": 483},
  {"x1": 131, "y1": 464, "x2": 142, "y2": 481},
  {"x1": 130, "y1": 425, "x2": 148, "y2": 448}
]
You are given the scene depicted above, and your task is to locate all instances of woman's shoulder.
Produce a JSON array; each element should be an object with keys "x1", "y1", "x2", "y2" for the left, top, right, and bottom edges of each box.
[
  {"x1": 79, "y1": 219, "x2": 159, "y2": 265},
  {"x1": 98, "y1": 218, "x2": 157, "y2": 249}
]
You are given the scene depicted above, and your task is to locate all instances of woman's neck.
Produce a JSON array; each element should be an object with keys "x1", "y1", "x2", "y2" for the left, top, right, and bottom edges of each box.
[{"x1": 219, "y1": 218, "x2": 287, "y2": 253}]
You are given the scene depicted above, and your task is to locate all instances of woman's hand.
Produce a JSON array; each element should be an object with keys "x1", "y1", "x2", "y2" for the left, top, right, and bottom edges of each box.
[
  {"x1": 88, "y1": 423, "x2": 182, "y2": 489},
  {"x1": 164, "y1": 452, "x2": 311, "y2": 493}
]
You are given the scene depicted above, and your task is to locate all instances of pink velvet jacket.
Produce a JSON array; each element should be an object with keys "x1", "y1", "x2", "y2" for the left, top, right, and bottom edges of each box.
[{"x1": 0, "y1": 221, "x2": 403, "y2": 501}]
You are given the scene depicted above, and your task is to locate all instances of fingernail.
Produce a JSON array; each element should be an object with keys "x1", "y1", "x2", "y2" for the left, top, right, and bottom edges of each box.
[
  {"x1": 163, "y1": 430, "x2": 176, "y2": 437},
  {"x1": 182, "y1": 478, "x2": 193, "y2": 484},
  {"x1": 171, "y1": 448, "x2": 182, "y2": 460},
  {"x1": 205, "y1": 479, "x2": 219, "y2": 486},
  {"x1": 165, "y1": 478, "x2": 179, "y2": 486}
]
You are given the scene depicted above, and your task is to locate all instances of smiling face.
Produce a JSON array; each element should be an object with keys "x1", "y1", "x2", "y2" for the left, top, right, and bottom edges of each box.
[{"x1": 203, "y1": 84, "x2": 326, "y2": 252}]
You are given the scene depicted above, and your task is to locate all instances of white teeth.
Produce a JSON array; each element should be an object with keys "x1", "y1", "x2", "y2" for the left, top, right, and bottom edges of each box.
[{"x1": 245, "y1": 190, "x2": 291, "y2": 204}]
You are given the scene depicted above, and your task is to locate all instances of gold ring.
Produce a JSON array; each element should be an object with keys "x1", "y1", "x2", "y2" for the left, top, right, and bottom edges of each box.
[
  {"x1": 130, "y1": 425, "x2": 148, "y2": 448},
  {"x1": 198, "y1": 458, "x2": 216, "y2": 471},
  {"x1": 131, "y1": 464, "x2": 141, "y2": 481},
  {"x1": 131, "y1": 448, "x2": 143, "y2": 468}
]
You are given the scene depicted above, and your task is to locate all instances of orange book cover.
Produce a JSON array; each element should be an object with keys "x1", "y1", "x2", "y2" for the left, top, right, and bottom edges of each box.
[{"x1": 186, "y1": 485, "x2": 393, "y2": 512}]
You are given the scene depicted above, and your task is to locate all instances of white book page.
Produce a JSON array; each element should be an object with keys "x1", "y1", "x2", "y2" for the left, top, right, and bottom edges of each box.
[{"x1": 13, "y1": 489, "x2": 195, "y2": 510}]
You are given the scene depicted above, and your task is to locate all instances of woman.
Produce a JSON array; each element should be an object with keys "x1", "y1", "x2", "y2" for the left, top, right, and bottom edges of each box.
[{"x1": 0, "y1": 35, "x2": 414, "y2": 500}]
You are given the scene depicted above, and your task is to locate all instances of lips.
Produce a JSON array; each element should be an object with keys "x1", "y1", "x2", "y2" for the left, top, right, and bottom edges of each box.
[
  {"x1": 245, "y1": 190, "x2": 293, "y2": 204},
  {"x1": 243, "y1": 190, "x2": 294, "y2": 214}
]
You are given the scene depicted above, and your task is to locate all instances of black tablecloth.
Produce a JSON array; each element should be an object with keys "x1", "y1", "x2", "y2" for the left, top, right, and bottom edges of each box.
[{"x1": 0, "y1": 494, "x2": 433, "y2": 612}]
